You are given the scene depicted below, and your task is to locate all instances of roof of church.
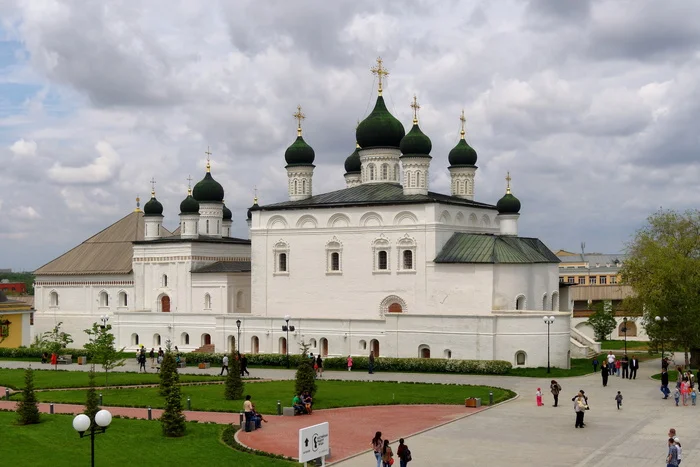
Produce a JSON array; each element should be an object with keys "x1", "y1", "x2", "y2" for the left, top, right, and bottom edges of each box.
[
  {"x1": 435, "y1": 233, "x2": 560, "y2": 264},
  {"x1": 259, "y1": 183, "x2": 496, "y2": 211},
  {"x1": 133, "y1": 236, "x2": 250, "y2": 245},
  {"x1": 35, "y1": 211, "x2": 172, "y2": 276},
  {"x1": 191, "y1": 261, "x2": 251, "y2": 273}
]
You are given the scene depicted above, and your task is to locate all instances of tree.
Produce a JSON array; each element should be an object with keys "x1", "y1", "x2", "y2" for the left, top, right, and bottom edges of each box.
[
  {"x1": 224, "y1": 353, "x2": 244, "y2": 400},
  {"x1": 84, "y1": 369, "x2": 100, "y2": 425},
  {"x1": 295, "y1": 359, "x2": 317, "y2": 398},
  {"x1": 160, "y1": 350, "x2": 186, "y2": 437},
  {"x1": 621, "y1": 209, "x2": 700, "y2": 367},
  {"x1": 159, "y1": 345, "x2": 178, "y2": 397},
  {"x1": 42, "y1": 322, "x2": 73, "y2": 369},
  {"x1": 585, "y1": 302, "x2": 618, "y2": 341},
  {"x1": 83, "y1": 323, "x2": 126, "y2": 387},
  {"x1": 16, "y1": 367, "x2": 40, "y2": 425}
]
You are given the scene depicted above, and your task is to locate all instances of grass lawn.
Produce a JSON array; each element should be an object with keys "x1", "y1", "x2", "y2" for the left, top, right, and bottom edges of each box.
[
  {"x1": 651, "y1": 370, "x2": 698, "y2": 381},
  {"x1": 0, "y1": 411, "x2": 292, "y2": 466},
  {"x1": 19, "y1": 380, "x2": 515, "y2": 414},
  {"x1": 507, "y1": 358, "x2": 595, "y2": 378},
  {"x1": 0, "y1": 368, "x2": 225, "y2": 390}
]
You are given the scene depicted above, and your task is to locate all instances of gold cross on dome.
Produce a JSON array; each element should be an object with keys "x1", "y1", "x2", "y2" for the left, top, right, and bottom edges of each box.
[
  {"x1": 370, "y1": 57, "x2": 389, "y2": 96},
  {"x1": 460, "y1": 110, "x2": 466, "y2": 139},
  {"x1": 293, "y1": 105, "x2": 306, "y2": 136},
  {"x1": 254, "y1": 186, "x2": 258, "y2": 204},
  {"x1": 186, "y1": 175, "x2": 193, "y2": 193},
  {"x1": 506, "y1": 171, "x2": 512, "y2": 194},
  {"x1": 205, "y1": 146, "x2": 212, "y2": 172},
  {"x1": 149, "y1": 177, "x2": 156, "y2": 195},
  {"x1": 410, "y1": 95, "x2": 420, "y2": 124}
]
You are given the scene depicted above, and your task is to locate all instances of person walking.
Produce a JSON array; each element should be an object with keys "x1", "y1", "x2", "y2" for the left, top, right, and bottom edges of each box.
[
  {"x1": 220, "y1": 354, "x2": 229, "y2": 375},
  {"x1": 673, "y1": 387, "x2": 681, "y2": 406},
  {"x1": 243, "y1": 395, "x2": 253, "y2": 432},
  {"x1": 661, "y1": 367, "x2": 670, "y2": 399},
  {"x1": 149, "y1": 348, "x2": 155, "y2": 368},
  {"x1": 607, "y1": 351, "x2": 616, "y2": 373},
  {"x1": 592, "y1": 357, "x2": 599, "y2": 373},
  {"x1": 315, "y1": 354, "x2": 323, "y2": 378},
  {"x1": 381, "y1": 439, "x2": 394, "y2": 467},
  {"x1": 369, "y1": 351, "x2": 375, "y2": 374},
  {"x1": 667, "y1": 437, "x2": 679, "y2": 467},
  {"x1": 240, "y1": 354, "x2": 250, "y2": 376},
  {"x1": 621, "y1": 355, "x2": 629, "y2": 379},
  {"x1": 347, "y1": 355, "x2": 353, "y2": 371},
  {"x1": 550, "y1": 380, "x2": 562, "y2": 407},
  {"x1": 371, "y1": 432, "x2": 383, "y2": 467},
  {"x1": 674, "y1": 437, "x2": 682, "y2": 466},
  {"x1": 615, "y1": 391, "x2": 623, "y2": 410},
  {"x1": 681, "y1": 380, "x2": 690, "y2": 406},
  {"x1": 396, "y1": 438, "x2": 411, "y2": 467},
  {"x1": 574, "y1": 393, "x2": 587, "y2": 428},
  {"x1": 614, "y1": 359, "x2": 621, "y2": 377},
  {"x1": 629, "y1": 355, "x2": 639, "y2": 379},
  {"x1": 601, "y1": 362, "x2": 609, "y2": 387},
  {"x1": 138, "y1": 351, "x2": 147, "y2": 373}
]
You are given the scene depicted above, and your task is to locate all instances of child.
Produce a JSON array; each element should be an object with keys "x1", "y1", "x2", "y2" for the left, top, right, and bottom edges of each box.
[
  {"x1": 681, "y1": 380, "x2": 690, "y2": 406},
  {"x1": 536, "y1": 388, "x2": 543, "y2": 406},
  {"x1": 615, "y1": 391, "x2": 623, "y2": 410},
  {"x1": 347, "y1": 355, "x2": 353, "y2": 371},
  {"x1": 674, "y1": 387, "x2": 681, "y2": 406},
  {"x1": 674, "y1": 437, "x2": 682, "y2": 465},
  {"x1": 615, "y1": 359, "x2": 621, "y2": 377},
  {"x1": 691, "y1": 389, "x2": 697, "y2": 406}
]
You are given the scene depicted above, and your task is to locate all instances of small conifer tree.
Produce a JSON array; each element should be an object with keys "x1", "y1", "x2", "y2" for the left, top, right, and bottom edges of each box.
[
  {"x1": 159, "y1": 348, "x2": 177, "y2": 396},
  {"x1": 160, "y1": 351, "x2": 186, "y2": 437},
  {"x1": 84, "y1": 368, "x2": 100, "y2": 425},
  {"x1": 16, "y1": 367, "x2": 40, "y2": 425},
  {"x1": 295, "y1": 360, "x2": 317, "y2": 397},
  {"x1": 224, "y1": 353, "x2": 244, "y2": 400}
]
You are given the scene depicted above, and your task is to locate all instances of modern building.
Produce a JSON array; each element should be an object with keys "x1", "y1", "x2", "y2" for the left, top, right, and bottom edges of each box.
[
  {"x1": 0, "y1": 281, "x2": 28, "y2": 294},
  {"x1": 32, "y1": 60, "x2": 585, "y2": 367},
  {"x1": 0, "y1": 290, "x2": 33, "y2": 348}
]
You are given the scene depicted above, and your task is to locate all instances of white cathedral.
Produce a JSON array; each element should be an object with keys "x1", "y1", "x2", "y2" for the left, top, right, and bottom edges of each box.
[{"x1": 33, "y1": 61, "x2": 583, "y2": 368}]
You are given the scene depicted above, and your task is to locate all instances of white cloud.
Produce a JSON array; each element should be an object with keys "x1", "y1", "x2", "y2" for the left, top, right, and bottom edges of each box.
[
  {"x1": 48, "y1": 141, "x2": 121, "y2": 185},
  {"x1": 10, "y1": 206, "x2": 40, "y2": 220},
  {"x1": 9, "y1": 138, "x2": 37, "y2": 156}
]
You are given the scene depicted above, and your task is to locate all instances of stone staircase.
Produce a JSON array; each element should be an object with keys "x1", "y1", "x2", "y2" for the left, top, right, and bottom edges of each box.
[
  {"x1": 569, "y1": 327, "x2": 601, "y2": 359},
  {"x1": 193, "y1": 344, "x2": 215, "y2": 353}
]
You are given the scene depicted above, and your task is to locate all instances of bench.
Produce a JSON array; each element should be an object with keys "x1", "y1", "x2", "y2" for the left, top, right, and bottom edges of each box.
[
  {"x1": 282, "y1": 407, "x2": 296, "y2": 416},
  {"x1": 57, "y1": 355, "x2": 72, "y2": 365},
  {"x1": 198, "y1": 362, "x2": 210, "y2": 369},
  {"x1": 177, "y1": 358, "x2": 187, "y2": 369}
]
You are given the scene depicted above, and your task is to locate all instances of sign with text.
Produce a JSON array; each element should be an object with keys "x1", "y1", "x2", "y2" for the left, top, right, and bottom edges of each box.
[{"x1": 298, "y1": 422, "x2": 329, "y2": 463}]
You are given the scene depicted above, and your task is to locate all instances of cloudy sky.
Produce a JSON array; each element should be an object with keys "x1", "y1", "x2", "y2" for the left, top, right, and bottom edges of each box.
[{"x1": 1, "y1": 0, "x2": 699, "y2": 271}]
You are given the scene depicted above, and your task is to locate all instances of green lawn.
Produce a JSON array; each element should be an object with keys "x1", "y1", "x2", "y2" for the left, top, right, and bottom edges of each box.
[
  {"x1": 0, "y1": 411, "x2": 293, "y2": 466},
  {"x1": 651, "y1": 370, "x2": 698, "y2": 381},
  {"x1": 507, "y1": 358, "x2": 596, "y2": 378},
  {"x1": 600, "y1": 340, "x2": 651, "y2": 350},
  {"x1": 0, "y1": 368, "x2": 225, "y2": 390},
  {"x1": 18, "y1": 380, "x2": 514, "y2": 414}
]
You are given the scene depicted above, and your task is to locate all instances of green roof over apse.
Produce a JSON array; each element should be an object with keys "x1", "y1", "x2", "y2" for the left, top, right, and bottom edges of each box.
[{"x1": 434, "y1": 233, "x2": 560, "y2": 264}]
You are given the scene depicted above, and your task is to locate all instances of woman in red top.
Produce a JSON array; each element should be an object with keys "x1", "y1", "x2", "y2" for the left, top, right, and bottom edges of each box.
[
  {"x1": 50, "y1": 353, "x2": 57, "y2": 368},
  {"x1": 615, "y1": 359, "x2": 621, "y2": 376}
]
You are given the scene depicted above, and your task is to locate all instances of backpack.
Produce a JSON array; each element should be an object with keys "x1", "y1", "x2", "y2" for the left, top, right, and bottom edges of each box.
[{"x1": 404, "y1": 448, "x2": 412, "y2": 462}]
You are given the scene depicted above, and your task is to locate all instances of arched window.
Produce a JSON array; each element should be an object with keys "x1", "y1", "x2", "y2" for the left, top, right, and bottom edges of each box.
[
  {"x1": 326, "y1": 237, "x2": 342, "y2": 273},
  {"x1": 542, "y1": 293, "x2": 548, "y2": 311},
  {"x1": 378, "y1": 251, "x2": 388, "y2": 270},
  {"x1": 201, "y1": 333, "x2": 211, "y2": 346},
  {"x1": 181, "y1": 332, "x2": 189, "y2": 345},
  {"x1": 319, "y1": 337, "x2": 328, "y2": 357},
  {"x1": 118, "y1": 291, "x2": 128, "y2": 307},
  {"x1": 131, "y1": 333, "x2": 139, "y2": 346},
  {"x1": 397, "y1": 235, "x2": 417, "y2": 272},
  {"x1": 309, "y1": 338, "x2": 317, "y2": 348},
  {"x1": 381, "y1": 164, "x2": 388, "y2": 180},
  {"x1": 49, "y1": 291, "x2": 59, "y2": 307},
  {"x1": 204, "y1": 293, "x2": 211, "y2": 309},
  {"x1": 415, "y1": 172, "x2": 420, "y2": 187},
  {"x1": 515, "y1": 295, "x2": 526, "y2": 310},
  {"x1": 551, "y1": 292, "x2": 559, "y2": 311},
  {"x1": 153, "y1": 333, "x2": 161, "y2": 346},
  {"x1": 402, "y1": 250, "x2": 413, "y2": 270},
  {"x1": 236, "y1": 291, "x2": 244, "y2": 310},
  {"x1": 162, "y1": 274, "x2": 168, "y2": 287},
  {"x1": 302, "y1": 179, "x2": 306, "y2": 194},
  {"x1": 418, "y1": 344, "x2": 430, "y2": 359},
  {"x1": 515, "y1": 351, "x2": 527, "y2": 366},
  {"x1": 372, "y1": 236, "x2": 390, "y2": 272},
  {"x1": 369, "y1": 164, "x2": 376, "y2": 181},
  {"x1": 182, "y1": 222, "x2": 186, "y2": 234},
  {"x1": 359, "y1": 339, "x2": 367, "y2": 350},
  {"x1": 405, "y1": 172, "x2": 411, "y2": 187},
  {"x1": 444, "y1": 349, "x2": 452, "y2": 359},
  {"x1": 279, "y1": 253, "x2": 287, "y2": 272},
  {"x1": 619, "y1": 321, "x2": 637, "y2": 337},
  {"x1": 274, "y1": 240, "x2": 290, "y2": 274},
  {"x1": 388, "y1": 303, "x2": 402, "y2": 313},
  {"x1": 394, "y1": 164, "x2": 399, "y2": 180},
  {"x1": 206, "y1": 219, "x2": 210, "y2": 234},
  {"x1": 293, "y1": 179, "x2": 298, "y2": 194},
  {"x1": 331, "y1": 252, "x2": 340, "y2": 271},
  {"x1": 251, "y1": 336, "x2": 260, "y2": 354},
  {"x1": 99, "y1": 291, "x2": 109, "y2": 307}
]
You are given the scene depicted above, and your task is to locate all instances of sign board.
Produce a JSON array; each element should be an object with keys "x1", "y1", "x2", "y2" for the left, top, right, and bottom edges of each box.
[{"x1": 298, "y1": 422, "x2": 330, "y2": 463}]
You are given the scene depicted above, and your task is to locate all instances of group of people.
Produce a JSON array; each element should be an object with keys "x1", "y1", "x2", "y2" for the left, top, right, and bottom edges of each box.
[
  {"x1": 371, "y1": 432, "x2": 412, "y2": 467},
  {"x1": 660, "y1": 360, "x2": 698, "y2": 406},
  {"x1": 595, "y1": 352, "x2": 640, "y2": 387},
  {"x1": 242, "y1": 394, "x2": 267, "y2": 432},
  {"x1": 292, "y1": 391, "x2": 314, "y2": 415},
  {"x1": 666, "y1": 428, "x2": 682, "y2": 466},
  {"x1": 309, "y1": 353, "x2": 324, "y2": 377},
  {"x1": 219, "y1": 353, "x2": 250, "y2": 376}
]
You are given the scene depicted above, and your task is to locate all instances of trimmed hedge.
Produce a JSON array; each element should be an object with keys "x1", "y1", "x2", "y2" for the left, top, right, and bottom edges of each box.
[{"x1": 0, "y1": 347, "x2": 139, "y2": 360}]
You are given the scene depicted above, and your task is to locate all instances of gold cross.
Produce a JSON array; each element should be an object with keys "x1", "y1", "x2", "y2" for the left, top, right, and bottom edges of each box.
[
  {"x1": 460, "y1": 110, "x2": 466, "y2": 139},
  {"x1": 205, "y1": 146, "x2": 212, "y2": 172},
  {"x1": 506, "y1": 171, "x2": 512, "y2": 194},
  {"x1": 187, "y1": 175, "x2": 193, "y2": 193},
  {"x1": 410, "y1": 95, "x2": 420, "y2": 124},
  {"x1": 254, "y1": 186, "x2": 258, "y2": 204},
  {"x1": 370, "y1": 57, "x2": 389, "y2": 96},
  {"x1": 149, "y1": 177, "x2": 156, "y2": 195},
  {"x1": 293, "y1": 105, "x2": 305, "y2": 136}
]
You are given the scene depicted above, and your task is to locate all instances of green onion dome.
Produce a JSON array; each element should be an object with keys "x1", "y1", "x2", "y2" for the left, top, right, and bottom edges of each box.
[
  {"x1": 247, "y1": 198, "x2": 260, "y2": 220},
  {"x1": 179, "y1": 189, "x2": 200, "y2": 214},
  {"x1": 143, "y1": 192, "x2": 163, "y2": 217},
  {"x1": 193, "y1": 164, "x2": 224, "y2": 203},
  {"x1": 284, "y1": 136, "x2": 315, "y2": 166},
  {"x1": 497, "y1": 192, "x2": 521, "y2": 214},
  {"x1": 344, "y1": 145, "x2": 361, "y2": 174},
  {"x1": 448, "y1": 138, "x2": 478, "y2": 167},
  {"x1": 356, "y1": 96, "x2": 405, "y2": 149},
  {"x1": 399, "y1": 123, "x2": 432, "y2": 157},
  {"x1": 222, "y1": 202, "x2": 232, "y2": 221}
]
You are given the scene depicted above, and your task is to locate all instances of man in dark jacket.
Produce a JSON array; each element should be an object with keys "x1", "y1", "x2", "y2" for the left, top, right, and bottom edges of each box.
[
  {"x1": 621, "y1": 355, "x2": 629, "y2": 379},
  {"x1": 629, "y1": 355, "x2": 639, "y2": 379},
  {"x1": 661, "y1": 368, "x2": 670, "y2": 398}
]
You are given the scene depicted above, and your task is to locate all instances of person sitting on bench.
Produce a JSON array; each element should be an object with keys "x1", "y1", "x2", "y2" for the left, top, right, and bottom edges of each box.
[
  {"x1": 303, "y1": 391, "x2": 313, "y2": 415},
  {"x1": 293, "y1": 394, "x2": 306, "y2": 415},
  {"x1": 252, "y1": 406, "x2": 267, "y2": 428}
]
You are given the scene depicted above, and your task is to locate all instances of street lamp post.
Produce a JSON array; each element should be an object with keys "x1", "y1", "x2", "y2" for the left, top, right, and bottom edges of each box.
[
  {"x1": 543, "y1": 316, "x2": 555, "y2": 373},
  {"x1": 622, "y1": 317, "x2": 628, "y2": 356},
  {"x1": 73, "y1": 409, "x2": 112, "y2": 467},
  {"x1": 99, "y1": 315, "x2": 109, "y2": 329},
  {"x1": 282, "y1": 315, "x2": 294, "y2": 369},
  {"x1": 655, "y1": 316, "x2": 668, "y2": 364},
  {"x1": 236, "y1": 319, "x2": 242, "y2": 355}
]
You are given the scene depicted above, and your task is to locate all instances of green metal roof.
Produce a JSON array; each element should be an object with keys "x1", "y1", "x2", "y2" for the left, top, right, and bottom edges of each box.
[
  {"x1": 260, "y1": 183, "x2": 495, "y2": 212},
  {"x1": 435, "y1": 233, "x2": 560, "y2": 264}
]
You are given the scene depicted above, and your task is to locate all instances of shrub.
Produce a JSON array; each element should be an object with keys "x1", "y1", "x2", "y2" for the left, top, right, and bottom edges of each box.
[
  {"x1": 224, "y1": 354, "x2": 244, "y2": 400},
  {"x1": 84, "y1": 369, "x2": 100, "y2": 425},
  {"x1": 295, "y1": 360, "x2": 317, "y2": 397},
  {"x1": 160, "y1": 351, "x2": 186, "y2": 437},
  {"x1": 16, "y1": 367, "x2": 40, "y2": 425},
  {"x1": 159, "y1": 350, "x2": 177, "y2": 397}
]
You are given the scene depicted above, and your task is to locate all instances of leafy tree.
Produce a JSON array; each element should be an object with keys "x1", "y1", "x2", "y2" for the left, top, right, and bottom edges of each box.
[
  {"x1": 16, "y1": 367, "x2": 40, "y2": 425},
  {"x1": 585, "y1": 301, "x2": 618, "y2": 341},
  {"x1": 160, "y1": 350, "x2": 186, "y2": 437},
  {"x1": 224, "y1": 353, "x2": 244, "y2": 400},
  {"x1": 621, "y1": 209, "x2": 700, "y2": 367},
  {"x1": 83, "y1": 323, "x2": 126, "y2": 386},
  {"x1": 84, "y1": 369, "x2": 100, "y2": 425},
  {"x1": 295, "y1": 359, "x2": 317, "y2": 398},
  {"x1": 42, "y1": 322, "x2": 73, "y2": 369}
]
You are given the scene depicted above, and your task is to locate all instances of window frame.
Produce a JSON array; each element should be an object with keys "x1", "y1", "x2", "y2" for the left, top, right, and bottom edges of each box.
[
  {"x1": 397, "y1": 234, "x2": 417, "y2": 274},
  {"x1": 273, "y1": 240, "x2": 290, "y2": 276},
  {"x1": 372, "y1": 235, "x2": 391, "y2": 274},
  {"x1": 325, "y1": 237, "x2": 343, "y2": 275}
]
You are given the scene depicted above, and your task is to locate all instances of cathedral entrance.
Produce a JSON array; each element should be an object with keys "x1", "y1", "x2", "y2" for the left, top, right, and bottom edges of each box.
[
  {"x1": 370, "y1": 339, "x2": 379, "y2": 357},
  {"x1": 202, "y1": 333, "x2": 211, "y2": 346},
  {"x1": 160, "y1": 295, "x2": 170, "y2": 313},
  {"x1": 419, "y1": 345, "x2": 430, "y2": 358},
  {"x1": 320, "y1": 338, "x2": 328, "y2": 357}
]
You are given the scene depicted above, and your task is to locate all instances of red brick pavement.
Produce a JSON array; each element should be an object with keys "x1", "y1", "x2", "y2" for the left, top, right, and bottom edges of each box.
[{"x1": 236, "y1": 405, "x2": 482, "y2": 463}]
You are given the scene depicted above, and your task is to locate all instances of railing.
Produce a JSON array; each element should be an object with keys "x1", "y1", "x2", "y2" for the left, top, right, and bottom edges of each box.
[{"x1": 569, "y1": 327, "x2": 601, "y2": 353}]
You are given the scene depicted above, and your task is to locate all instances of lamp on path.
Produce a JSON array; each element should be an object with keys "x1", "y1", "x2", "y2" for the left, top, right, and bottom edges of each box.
[
  {"x1": 543, "y1": 316, "x2": 555, "y2": 373},
  {"x1": 236, "y1": 319, "x2": 242, "y2": 355},
  {"x1": 73, "y1": 409, "x2": 112, "y2": 467},
  {"x1": 282, "y1": 315, "x2": 294, "y2": 368}
]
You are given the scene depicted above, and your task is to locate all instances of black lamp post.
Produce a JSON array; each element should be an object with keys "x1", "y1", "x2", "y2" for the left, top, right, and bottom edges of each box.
[
  {"x1": 236, "y1": 319, "x2": 242, "y2": 355},
  {"x1": 99, "y1": 315, "x2": 109, "y2": 329},
  {"x1": 73, "y1": 410, "x2": 112, "y2": 467},
  {"x1": 282, "y1": 315, "x2": 294, "y2": 368},
  {"x1": 622, "y1": 317, "x2": 628, "y2": 356},
  {"x1": 543, "y1": 316, "x2": 555, "y2": 373},
  {"x1": 655, "y1": 316, "x2": 668, "y2": 364}
]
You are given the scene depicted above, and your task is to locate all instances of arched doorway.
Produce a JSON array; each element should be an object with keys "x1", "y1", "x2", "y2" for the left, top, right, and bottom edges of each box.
[
  {"x1": 160, "y1": 295, "x2": 170, "y2": 313},
  {"x1": 279, "y1": 337, "x2": 287, "y2": 354},
  {"x1": 201, "y1": 333, "x2": 211, "y2": 346},
  {"x1": 419, "y1": 345, "x2": 430, "y2": 359},
  {"x1": 619, "y1": 321, "x2": 637, "y2": 337},
  {"x1": 320, "y1": 338, "x2": 328, "y2": 357},
  {"x1": 370, "y1": 339, "x2": 379, "y2": 357},
  {"x1": 228, "y1": 336, "x2": 235, "y2": 353},
  {"x1": 153, "y1": 333, "x2": 161, "y2": 346},
  {"x1": 251, "y1": 336, "x2": 259, "y2": 354},
  {"x1": 181, "y1": 332, "x2": 189, "y2": 346}
]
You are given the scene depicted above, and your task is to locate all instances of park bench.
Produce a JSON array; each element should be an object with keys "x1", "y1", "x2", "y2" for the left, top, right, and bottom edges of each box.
[
  {"x1": 57, "y1": 355, "x2": 72, "y2": 365},
  {"x1": 178, "y1": 358, "x2": 187, "y2": 369},
  {"x1": 282, "y1": 407, "x2": 296, "y2": 416}
]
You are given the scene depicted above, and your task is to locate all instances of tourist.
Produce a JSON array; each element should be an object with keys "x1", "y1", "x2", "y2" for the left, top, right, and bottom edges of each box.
[
  {"x1": 676, "y1": 366, "x2": 684, "y2": 389},
  {"x1": 601, "y1": 361, "x2": 609, "y2": 387},
  {"x1": 615, "y1": 391, "x2": 623, "y2": 410},
  {"x1": 674, "y1": 437, "x2": 682, "y2": 465},
  {"x1": 369, "y1": 351, "x2": 375, "y2": 374},
  {"x1": 138, "y1": 351, "x2": 147, "y2": 373},
  {"x1": 292, "y1": 393, "x2": 305, "y2": 415},
  {"x1": 691, "y1": 388, "x2": 697, "y2": 406},
  {"x1": 550, "y1": 380, "x2": 562, "y2": 407},
  {"x1": 221, "y1": 354, "x2": 229, "y2": 375},
  {"x1": 41, "y1": 352, "x2": 48, "y2": 364},
  {"x1": 661, "y1": 368, "x2": 670, "y2": 398},
  {"x1": 240, "y1": 354, "x2": 249, "y2": 376},
  {"x1": 50, "y1": 352, "x2": 57, "y2": 368},
  {"x1": 629, "y1": 355, "x2": 639, "y2": 379},
  {"x1": 396, "y1": 438, "x2": 411, "y2": 467},
  {"x1": 536, "y1": 387, "x2": 543, "y2": 406},
  {"x1": 662, "y1": 357, "x2": 669, "y2": 371},
  {"x1": 315, "y1": 354, "x2": 323, "y2": 378},
  {"x1": 149, "y1": 348, "x2": 155, "y2": 368},
  {"x1": 381, "y1": 439, "x2": 394, "y2": 467},
  {"x1": 591, "y1": 356, "x2": 598, "y2": 373},
  {"x1": 621, "y1": 354, "x2": 629, "y2": 379},
  {"x1": 666, "y1": 437, "x2": 679, "y2": 467},
  {"x1": 614, "y1": 358, "x2": 621, "y2": 377},
  {"x1": 607, "y1": 351, "x2": 616, "y2": 373},
  {"x1": 251, "y1": 405, "x2": 267, "y2": 428},
  {"x1": 681, "y1": 379, "x2": 690, "y2": 406},
  {"x1": 573, "y1": 393, "x2": 587, "y2": 428},
  {"x1": 243, "y1": 395, "x2": 253, "y2": 432},
  {"x1": 303, "y1": 391, "x2": 313, "y2": 414},
  {"x1": 371, "y1": 432, "x2": 383, "y2": 467},
  {"x1": 668, "y1": 428, "x2": 676, "y2": 439},
  {"x1": 158, "y1": 347, "x2": 164, "y2": 360},
  {"x1": 347, "y1": 355, "x2": 353, "y2": 371},
  {"x1": 673, "y1": 387, "x2": 680, "y2": 406}
]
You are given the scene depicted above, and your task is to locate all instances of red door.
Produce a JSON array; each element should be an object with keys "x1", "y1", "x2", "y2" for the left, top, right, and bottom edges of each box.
[{"x1": 161, "y1": 296, "x2": 170, "y2": 313}]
